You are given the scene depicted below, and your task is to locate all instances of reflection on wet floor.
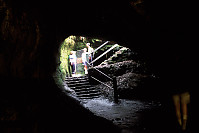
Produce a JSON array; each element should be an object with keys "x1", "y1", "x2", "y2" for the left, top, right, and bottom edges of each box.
[{"x1": 83, "y1": 97, "x2": 161, "y2": 132}]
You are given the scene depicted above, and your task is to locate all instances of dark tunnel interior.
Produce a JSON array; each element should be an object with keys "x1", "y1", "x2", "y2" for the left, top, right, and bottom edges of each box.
[{"x1": 0, "y1": 0, "x2": 198, "y2": 133}]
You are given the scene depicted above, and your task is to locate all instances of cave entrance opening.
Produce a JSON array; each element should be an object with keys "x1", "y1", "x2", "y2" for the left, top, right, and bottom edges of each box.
[
  {"x1": 56, "y1": 35, "x2": 133, "y2": 102},
  {"x1": 55, "y1": 35, "x2": 136, "y2": 100},
  {"x1": 59, "y1": 35, "x2": 127, "y2": 79}
]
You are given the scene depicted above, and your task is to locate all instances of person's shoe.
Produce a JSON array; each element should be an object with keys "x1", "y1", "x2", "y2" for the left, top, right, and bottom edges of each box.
[{"x1": 85, "y1": 70, "x2": 88, "y2": 74}]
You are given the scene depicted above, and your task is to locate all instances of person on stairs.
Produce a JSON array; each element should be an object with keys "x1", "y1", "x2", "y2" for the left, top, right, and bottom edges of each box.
[
  {"x1": 86, "y1": 43, "x2": 94, "y2": 64},
  {"x1": 69, "y1": 51, "x2": 77, "y2": 77},
  {"x1": 82, "y1": 48, "x2": 88, "y2": 74}
]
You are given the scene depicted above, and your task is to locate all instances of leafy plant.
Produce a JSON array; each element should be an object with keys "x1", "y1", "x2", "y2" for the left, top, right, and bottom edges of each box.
[
  {"x1": 59, "y1": 35, "x2": 104, "y2": 79},
  {"x1": 60, "y1": 36, "x2": 75, "y2": 79}
]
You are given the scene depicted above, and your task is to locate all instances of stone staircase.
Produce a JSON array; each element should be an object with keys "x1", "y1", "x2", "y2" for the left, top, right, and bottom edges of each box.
[{"x1": 65, "y1": 76, "x2": 102, "y2": 100}]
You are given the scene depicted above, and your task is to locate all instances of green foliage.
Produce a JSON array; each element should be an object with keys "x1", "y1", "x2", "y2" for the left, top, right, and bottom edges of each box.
[
  {"x1": 53, "y1": 65, "x2": 65, "y2": 88},
  {"x1": 59, "y1": 35, "x2": 104, "y2": 79},
  {"x1": 59, "y1": 35, "x2": 100, "y2": 78},
  {"x1": 60, "y1": 36, "x2": 76, "y2": 79}
]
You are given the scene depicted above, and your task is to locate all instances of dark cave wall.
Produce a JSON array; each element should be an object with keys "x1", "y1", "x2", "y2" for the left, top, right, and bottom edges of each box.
[
  {"x1": 0, "y1": 0, "x2": 197, "y2": 95},
  {"x1": 0, "y1": 0, "x2": 196, "y2": 79},
  {"x1": 0, "y1": 0, "x2": 141, "y2": 79},
  {"x1": 0, "y1": 0, "x2": 58, "y2": 79},
  {"x1": 0, "y1": 0, "x2": 197, "y2": 102},
  {"x1": 0, "y1": 0, "x2": 197, "y2": 132}
]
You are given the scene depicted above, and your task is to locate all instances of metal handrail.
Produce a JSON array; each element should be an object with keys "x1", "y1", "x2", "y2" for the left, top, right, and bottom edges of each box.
[
  {"x1": 86, "y1": 61, "x2": 113, "y2": 81},
  {"x1": 93, "y1": 41, "x2": 109, "y2": 54},
  {"x1": 86, "y1": 61, "x2": 118, "y2": 103},
  {"x1": 90, "y1": 76, "x2": 114, "y2": 89},
  {"x1": 90, "y1": 44, "x2": 119, "y2": 65}
]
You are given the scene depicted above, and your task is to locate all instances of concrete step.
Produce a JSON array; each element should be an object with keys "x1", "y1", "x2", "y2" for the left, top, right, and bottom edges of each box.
[
  {"x1": 73, "y1": 86, "x2": 97, "y2": 92},
  {"x1": 65, "y1": 75, "x2": 101, "y2": 100},
  {"x1": 77, "y1": 95, "x2": 101, "y2": 99},
  {"x1": 67, "y1": 82, "x2": 90, "y2": 87},
  {"x1": 69, "y1": 85, "x2": 92, "y2": 90},
  {"x1": 75, "y1": 89, "x2": 100, "y2": 95},
  {"x1": 77, "y1": 91, "x2": 101, "y2": 97}
]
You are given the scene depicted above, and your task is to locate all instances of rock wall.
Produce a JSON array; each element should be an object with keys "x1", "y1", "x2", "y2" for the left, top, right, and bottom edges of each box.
[
  {"x1": 89, "y1": 60, "x2": 158, "y2": 100},
  {"x1": 0, "y1": 0, "x2": 197, "y2": 132},
  {"x1": 0, "y1": 1, "x2": 122, "y2": 132},
  {"x1": 0, "y1": 0, "x2": 58, "y2": 79}
]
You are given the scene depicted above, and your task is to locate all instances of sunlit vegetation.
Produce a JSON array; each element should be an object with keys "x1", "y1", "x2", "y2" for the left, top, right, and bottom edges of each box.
[
  {"x1": 59, "y1": 35, "x2": 102, "y2": 80},
  {"x1": 53, "y1": 35, "x2": 130, "y2": 89},
  {"x1": 60, "y1": 36, "x2": 76, "y2": 79}
]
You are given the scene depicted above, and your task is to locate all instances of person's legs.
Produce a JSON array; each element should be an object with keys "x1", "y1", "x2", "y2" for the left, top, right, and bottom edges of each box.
[
  {"x1": 71, "y1": 63, "x2": 75, "y2": 76},
  {"x1": 74, "y1": 63, "x2": 77, "y2": 74},
  {"x1": 84, "y1": 63, "x2": 88, "y2": 74},
  {"x1": 173, "y1": 94, "x2": 182, "y2": 126},
  {"x1": 83, "y1": 62, "x2": 88, "y2": 74},
  {"x1": 73, "y1": 63, "x2": 76, "y2": 74},
  {"x1": 89, "y1": 54, "x2": 92, "y2": 63},
  {"x1": 181, "y1": 92, "x2": 190, "y2": 130}
]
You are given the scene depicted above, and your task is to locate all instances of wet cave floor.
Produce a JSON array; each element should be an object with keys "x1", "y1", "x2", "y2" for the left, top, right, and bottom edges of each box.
[{"x1": 81, "y1": 97, "x2": 192, "y2": 133}]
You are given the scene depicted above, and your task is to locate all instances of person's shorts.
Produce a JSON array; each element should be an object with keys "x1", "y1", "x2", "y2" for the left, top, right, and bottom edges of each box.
[
  {"x1": 173, "y1": 92, "x2": 190, "y2": 104},
  {"x1": 82, "y1": 61, "x2": 88, "y2": 66}
]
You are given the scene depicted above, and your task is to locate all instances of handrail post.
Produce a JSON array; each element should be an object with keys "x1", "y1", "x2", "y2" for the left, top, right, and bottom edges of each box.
[{"x1": 113, "y1": 76, "x2": 118, "y2": 103}]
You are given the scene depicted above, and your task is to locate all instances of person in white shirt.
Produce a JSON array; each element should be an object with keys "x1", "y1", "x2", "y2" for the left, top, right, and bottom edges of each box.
[
  {"x1": 82, "y1": 48, "x2": 88, "y2": 74},
  {"x1": 86, "y1": 43, "x2": 94, "y2": 63},
  {"x1": 69, "y1": 51, "x2": 77, "y2": 76}
]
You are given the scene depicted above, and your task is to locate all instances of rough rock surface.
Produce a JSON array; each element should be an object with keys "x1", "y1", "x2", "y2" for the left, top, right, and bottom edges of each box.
[{"x1": 91, "y1": 60, "x2": 156, "y2": 100}]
